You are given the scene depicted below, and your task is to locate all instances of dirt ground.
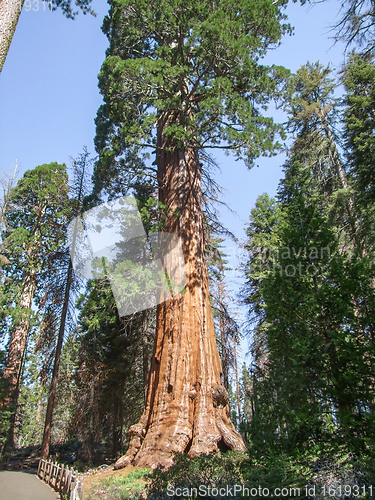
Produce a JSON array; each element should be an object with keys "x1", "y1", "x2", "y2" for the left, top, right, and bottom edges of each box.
[{"x1": 82, "y1": 464, "x2": 136, "y2": 493}]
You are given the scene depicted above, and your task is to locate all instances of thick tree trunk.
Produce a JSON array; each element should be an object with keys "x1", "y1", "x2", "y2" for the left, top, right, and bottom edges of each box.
[
  {"x1": 142, "y1": 310, "x2": 149, "y2": 403},
  {"x1": 3, "y1": 272, "x2": 36, "y2": 403},
  {"x1": 0, "y1": 0, "x2": 23, "y2": 74},
  {"x1": 114, "y1": 121, "x2": 246, "y2": 469},
  {"x1": 1, "y1": 272, "x2": 35, "y2": 453}
]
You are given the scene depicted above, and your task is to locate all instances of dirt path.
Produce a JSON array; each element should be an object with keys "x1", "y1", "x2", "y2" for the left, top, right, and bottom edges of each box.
[{"x1": 0, "y1": 470, "x2": 59, "y2": 500}]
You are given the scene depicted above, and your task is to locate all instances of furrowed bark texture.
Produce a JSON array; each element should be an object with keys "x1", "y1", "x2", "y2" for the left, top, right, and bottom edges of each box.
[
  {"x1": 3, "y1": 272, "x2": 36, "y2": 401},
  {"x1": 114, "y1": 119, "x2": 246, "y2": 470},
  {"x1": 0, "y1": 0, "x2": 23, "y2": 74}
]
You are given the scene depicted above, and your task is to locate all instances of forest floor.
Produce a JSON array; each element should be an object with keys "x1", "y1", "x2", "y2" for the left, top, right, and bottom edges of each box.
[
  {"x1": 83, "y1": 464, "x2": 134, "y2": 490},
  {"x1": 82, "y1": 464, "x2": 150, "y2": 500}
]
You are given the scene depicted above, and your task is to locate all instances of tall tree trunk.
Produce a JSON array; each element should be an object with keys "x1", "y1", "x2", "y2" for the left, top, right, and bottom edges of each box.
[
  {"x1": 114, "y1": 122, "x2": 246, "y2": 469},
  {"x1": 2, "y1": 325, "x2": 28, "y2": 455},
  {"x1": 316, "y1": 108, "x2": 361, "y2": 246},
  {"x1": 40, "y1": 259, "x2": 73, "y2": 459},
  {"x1": 3, "y1": 272, "x2": 36, "y2": 405},
  {"x1": 0, "y1": 0, "x2": 24, "y2": 74},
  {"x1": 87, "y1": 331, "x2": 96, "y2": 463},
  {"x1": 142, "y1": 311, "x2": 149, "y2": 403},
  {"x1": 2, "y1": 277, "x2": 33, "y2": 456},
  {"x1": 219, "y1": 285, "x2": 229, "y2": 391},
  {"x1": 40, "y1": 154, "x2": 87, "y2": 459},
  {"x1": 234, "y1": 347, "x2": 242, "y2": 427}
]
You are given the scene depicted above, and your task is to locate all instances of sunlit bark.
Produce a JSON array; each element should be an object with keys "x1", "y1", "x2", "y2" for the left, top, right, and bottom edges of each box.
[{"x1": 114, "y1": 117, "x2": 246, "y2": 470}]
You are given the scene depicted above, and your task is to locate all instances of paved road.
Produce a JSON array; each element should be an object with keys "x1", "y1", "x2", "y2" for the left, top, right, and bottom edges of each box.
[{"x1": 0, "y1": 471, "x2": 59, "y2": 500}]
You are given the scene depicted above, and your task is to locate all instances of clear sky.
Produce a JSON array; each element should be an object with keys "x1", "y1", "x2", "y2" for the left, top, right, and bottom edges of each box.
[{"x1": 0, "y1": 0, "x2": 347, "y2": 358}]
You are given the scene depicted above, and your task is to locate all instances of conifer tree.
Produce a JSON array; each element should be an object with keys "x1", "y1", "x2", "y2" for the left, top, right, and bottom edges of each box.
[
  {"x1": 94, "y1": 0, "x2": 291, "y2": 468},
  {"x1": 284, "y1": 62, "x2": 359, "y2": 244},
  {"x1": 343, "y1": 54, "x2": 375, "y2": 251},
  {"x1": 74, "y1": 276, "x2": 154, "y2": 461},
  {"x1": 0, "y1": 163, "x2": 70, "y2": 452},
  {"x1": 242, "y1": 153, "x2": 375, "y2": 456},
  {"x1": 40, "y1": 149, "x2": 93, "y2": 459}
]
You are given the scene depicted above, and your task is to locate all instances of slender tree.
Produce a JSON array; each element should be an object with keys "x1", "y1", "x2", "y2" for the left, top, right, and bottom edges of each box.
[
  {"x1": 40, "y1": 149, "x2": 93, "y2": 459},
  {"x1": 343, "y1": 53, "x2": 375, "y2": 243}
]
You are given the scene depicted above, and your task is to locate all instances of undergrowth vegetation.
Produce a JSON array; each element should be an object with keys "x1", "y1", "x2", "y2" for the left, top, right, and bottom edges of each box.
[{"x1": 84, "y1": 448, "x2": 375, "y2": 500}]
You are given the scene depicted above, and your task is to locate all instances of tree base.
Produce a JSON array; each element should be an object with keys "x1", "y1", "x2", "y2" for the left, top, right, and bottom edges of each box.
[{"x1": 114, "y1": 392, "x2": 246, "y2": 470}]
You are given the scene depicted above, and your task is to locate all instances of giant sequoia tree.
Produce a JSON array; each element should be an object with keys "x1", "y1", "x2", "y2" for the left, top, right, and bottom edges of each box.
[{"x1": 94, "y1": 0, "x2": 290, "y2": 469}]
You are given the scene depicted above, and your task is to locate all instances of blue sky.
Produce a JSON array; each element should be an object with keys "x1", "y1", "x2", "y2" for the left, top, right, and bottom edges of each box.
[{"x1": 0, "y1": 0, "x2": 347, "y2": 357}]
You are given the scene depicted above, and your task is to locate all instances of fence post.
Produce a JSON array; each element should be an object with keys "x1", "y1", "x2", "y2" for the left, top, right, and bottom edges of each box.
[
  {"x1": 70, "y1": 476, "x2": 76, "y2": 500},
  {"x1": 62, "y1": 466, "x2": 69, "y2": 495},
  {"x1": 67, "y1": 467, "x2": 72, "y2": 496},
  {"x1": 57, "y1": 463, "x2": 64, "y2": 492},
  {"x1": 37, "y1": 459, "x2": 83, "y2": 500},
  {"x1": 49, "y1": 461, "x2": 55, "y2": 487},
  {"x1": 49, "y1": 461, "x2": 53, "y2": 486},
  {"x1": 45, "y1": 461, "x2": 50, "y2": 482},
  {"x1": 77, "y1": 474, "x2": 84, "y2": 500},
  {"x1": 40, "y1": 459, "x2": 46, "y2": 479}
]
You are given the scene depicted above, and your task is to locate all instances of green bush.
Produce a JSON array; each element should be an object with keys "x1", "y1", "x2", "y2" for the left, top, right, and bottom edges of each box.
[{"x1": 147, "y1": 451, "x2": 307, "y2": 500}]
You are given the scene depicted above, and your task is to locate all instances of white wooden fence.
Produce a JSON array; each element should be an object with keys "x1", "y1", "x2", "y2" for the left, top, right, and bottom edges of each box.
[{"x1": 37, "y1": 458, "x2": 84, "y2": 500}]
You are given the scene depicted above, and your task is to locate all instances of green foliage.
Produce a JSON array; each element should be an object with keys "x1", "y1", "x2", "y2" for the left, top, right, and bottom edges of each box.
[
  {"x1": 241, "y1": 57, "x2": 375, "y2": 482},
  {"x1": 94, "y1": 0, "x2": 291, "y2": 197},
  {"x1": 51, "y1": 0, "x2": 95, "y2": 19},
  {"x1": 343, "y1": 55, "x2": 375, "y2": 208},
  {"x1": 1, "y1": 162, "x2": 71, "y2": 330},
  {"x1": 0, "y1": 163, "x2": 72, "y2": 451},
  {"x1": 72, "y1": 275, "x2": 153, "y2": 461},
  {"x1": 148, "y1": 452, "x2": 248, "y2": 499}
]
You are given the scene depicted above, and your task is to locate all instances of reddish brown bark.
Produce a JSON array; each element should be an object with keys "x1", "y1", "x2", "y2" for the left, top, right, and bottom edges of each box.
[
  {"x1": 114, "y1": 120, "x2": 246, "y2": 469},
  {"x1": 1, "y1": 272, "x2": 36, "y2": 452},
  {"x1": 3, "y1": 272, "x2": 36, "y2": 402}
]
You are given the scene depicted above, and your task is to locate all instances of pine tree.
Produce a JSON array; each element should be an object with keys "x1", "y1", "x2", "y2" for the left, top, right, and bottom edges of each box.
[
  {"x1": 242, "y1": 152, "x2": 375, "y2": 456},
  {"x1": 284, "y1": 62, "x2": 360, "y2": 247},
  {"x1": 40, "y1": 149, "x2": 93, "y2": 459},
  {"x1": 343, "y1": 54, "x2": 375, "y2": 251}
]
